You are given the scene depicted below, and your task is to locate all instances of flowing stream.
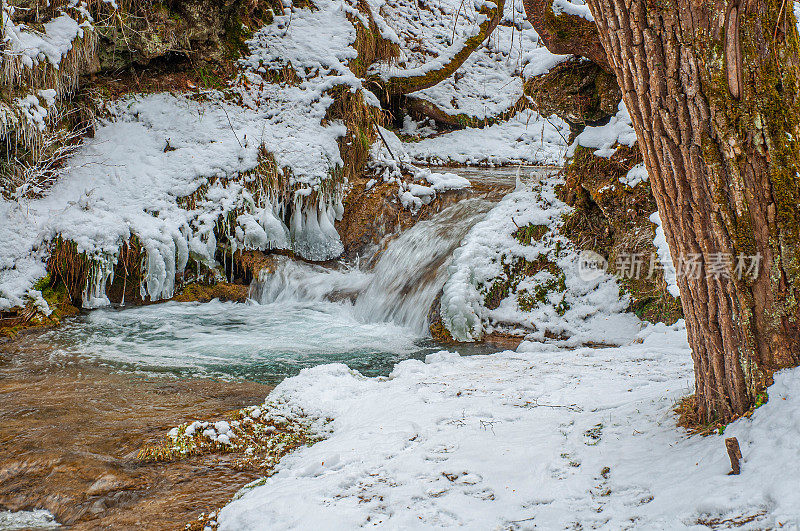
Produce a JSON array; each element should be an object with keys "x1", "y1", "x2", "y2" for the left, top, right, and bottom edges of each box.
[
  {"x1": 36, "y1": 198, "x2": 497, "y2": 384},
  {"x1": 0, "y1": 167, "x2": 550, "y2": 528}
]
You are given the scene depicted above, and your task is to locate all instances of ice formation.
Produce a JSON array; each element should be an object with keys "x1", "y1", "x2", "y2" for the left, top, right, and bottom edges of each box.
[{"x1": 0, "y1": 0, "x2": 380, "y2": 309}]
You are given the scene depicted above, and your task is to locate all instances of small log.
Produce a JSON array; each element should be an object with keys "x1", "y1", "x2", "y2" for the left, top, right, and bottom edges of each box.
[{"x1": 725, "y1": 437, "x2": 742, "y2": 475}]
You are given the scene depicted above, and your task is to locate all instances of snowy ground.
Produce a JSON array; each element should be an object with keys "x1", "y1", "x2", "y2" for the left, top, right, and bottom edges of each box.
[
  {"x1": 375, "y1": 0, "x2": 567, "y2": 120},
  {"x1": 217, "y1": 322, "x2": 800, "y2": 529},
  {"x1": 403, "y1": 110, "x2": 569, "y2": 166},
  {"x1": 0, "y1": 509, "x2": 60, "y2": 530}
]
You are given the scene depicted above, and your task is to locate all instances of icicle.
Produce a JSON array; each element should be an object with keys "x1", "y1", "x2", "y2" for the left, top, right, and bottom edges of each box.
[
  {"x1": 82, "y1": 254, "x2": 117, "y2": 309},
  {"x1": 318, "y1": 201, "x2": 339, "y2": 243}
]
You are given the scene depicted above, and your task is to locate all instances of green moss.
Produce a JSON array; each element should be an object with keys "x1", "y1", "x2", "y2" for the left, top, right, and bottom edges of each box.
[
  {"x1": 753, "y1": 390, "x2": 769, "y2": 409},
  {"x1": 223, "y1": 12, "x2": 254, "y2": 60},
  {"x1": 195, "y1": 66, "x2": 227, "y2": 90},
  {"x1": 512, "y1": 224, "x2": 549, "y2": 246},
  {"x1": 482, "y1": 254, "x2": 563, "y2": 311}
]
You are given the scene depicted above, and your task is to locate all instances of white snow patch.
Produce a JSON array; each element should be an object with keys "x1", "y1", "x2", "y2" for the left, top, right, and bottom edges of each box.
[
  {"x1": 0, "y1": 509, "x2": 60, "y2": 530},
  {"x1": 405, "y1": 110, "x2": 569, "y2": 166},
  {"x1": 620, "y1": 162, "x2": 649, "y2": 187},
  {"x1": 571, "y1": 101, "x2": 637, "y2": 158},
  {"x1": 650, "y1": 212, "x2": 680, "y2": 298},
  {"x1": 217, "y1": 322, "x2": 800, "y2": 529},
  {"x1": 552, "y1": 0, "x2": 594, "y2": 21},
  {"x1": 2, "y1": 9, "x2": 89, "y2": 69}
]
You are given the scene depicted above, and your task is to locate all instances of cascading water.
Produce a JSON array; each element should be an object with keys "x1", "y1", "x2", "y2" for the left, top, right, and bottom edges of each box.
[
  {"x1": 352, "y1": 198, "x2": 494, "y2": 333},
  {"x1": 253, "y1": 198, "x2": 494, "y2": 334},
  {"x1": 39, "y1": 193, "x2": 501, "y2": 383}
]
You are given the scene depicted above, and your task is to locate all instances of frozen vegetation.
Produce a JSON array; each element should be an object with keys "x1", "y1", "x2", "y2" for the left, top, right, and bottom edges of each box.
[
  {"x1": 0, "y1": 0, "x2": 570, "y2": 312},
  {"x1": 441, "y1": 177, "x2": 640, "y2": 344}
]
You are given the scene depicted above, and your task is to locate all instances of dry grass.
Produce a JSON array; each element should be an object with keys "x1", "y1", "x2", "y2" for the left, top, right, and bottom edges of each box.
[
  {"x1": 46, "y1": 237, "x2": 90, "y2": 305},
  {"x1": 675, "y1": 391, "x2": 770, "y2": 435},
  {"x1": 1, "y1": 1, "x2": 99, "y2": 199},
  {"x1": 324, "y1": 87, "x2": 384, "y2": 184},
  {"x1": 138, "y1": 406, "x2": 322, "y2": 472},
  {"x1": 347, "y1": 0, "x2": 400, "y2": 78}
]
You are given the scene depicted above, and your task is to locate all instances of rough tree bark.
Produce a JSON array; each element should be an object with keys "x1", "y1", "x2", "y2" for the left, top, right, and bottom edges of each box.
[
  {"x1": 521, "y1": 0, "x2": 610, "y2": 70},
  {"x1": 580, "y1": 0, "x2": 800, "y2": 421}
]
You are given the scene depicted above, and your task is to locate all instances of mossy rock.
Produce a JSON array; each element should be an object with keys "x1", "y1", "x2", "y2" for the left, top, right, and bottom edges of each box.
[
  {"x1": 0, "y1": 275, "x2": 80, "y2": 338},
  {"x1": 481, "y1": 254, "x2": 561, "y2": 310},
  {"x1": 525, "y1": 57, "x2": 621, "y2": 134},
  {"x1": 558, "y1": 143, "x2": 682, "y2": 325},
  {"x1": 172, "y1": 282, "x2": 251, "y2": 303}
]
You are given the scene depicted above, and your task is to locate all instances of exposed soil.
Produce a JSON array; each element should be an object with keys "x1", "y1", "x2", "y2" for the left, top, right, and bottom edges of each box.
[{"x1": 0, "y1": 331, "x2": 271, "y2": 530}]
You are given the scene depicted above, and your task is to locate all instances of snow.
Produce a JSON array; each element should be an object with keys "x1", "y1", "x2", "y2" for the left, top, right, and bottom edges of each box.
[
  {"x1": 405, "y1": 109, "x2": 569, "y2": 166},
  {"x1": 0, "y1": 509, "x2": 60, "y2": 530},
  {"x1": 1, "y1": 0, "x2": 385, "y2": 309},
  {"x1": 552, "y1": 0, "x2": 594, "y2": 22},
  {"x1": 621, "y1": 162, "x2": 649, "y2": 187},
  {"x1": 374, "y1": 0, "x2": 494, "y2": 81},
  {"x1": 420, "y1": 169, "x2": 471, "y2": 191},
  {"x1": 796, "y1": 2, "x2": 800, "y2": 35},
  {"x1": 650, "y1": 212, "x2": 680, "y2": 298},
  {"x1": 400, "y1": 115, "x2": 436, "y2": 138},
  {"x1": 375, "y1": 0, "x2": 568, "y2": 120},
  {"x1": 241, "y1": 3, "x2": 356, "y2": 80},
  {"x1": 217, "y1": 320, "x2": 800, "y2": 529},
  {"x1": 368, "y1": 127, "x2": 472, "y2": 212},
  {"x1": 570, "y1": 101, "x2": 637, "y2": 158},
  {"x1": 440, "y1": 173, "x2": 639, "y2": 343},
  {"x1": 2, "y1": 8, "x2": 89, "y2": 70}
]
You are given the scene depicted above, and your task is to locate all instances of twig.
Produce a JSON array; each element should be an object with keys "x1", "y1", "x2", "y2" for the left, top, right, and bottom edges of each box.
[
  {"x1": 372, "y1": 117, "x2": 396, "y2": 161},
  {"x1": 522, "y1": 398, "x2": 583, "y2": 412},
  {"x1": 220, "y1": 104, "x2": 243, "y2": 149}
]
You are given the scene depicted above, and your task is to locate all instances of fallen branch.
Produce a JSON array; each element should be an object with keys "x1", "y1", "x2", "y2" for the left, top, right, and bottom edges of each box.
[{"x1": 372, "y1": 0, "x2": 505, "y2": 97}]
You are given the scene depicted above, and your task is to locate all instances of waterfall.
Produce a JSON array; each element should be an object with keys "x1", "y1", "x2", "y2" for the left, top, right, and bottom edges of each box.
[
  {"x1": 352, "y1": 198, "x2": 493, "y2": 333},
  {"x1": 252, "y1": 198, "x2": 493, "y2": 335}
]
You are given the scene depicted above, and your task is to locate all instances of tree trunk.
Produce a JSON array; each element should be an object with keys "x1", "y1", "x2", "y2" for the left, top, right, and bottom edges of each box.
[{"x1": 583, "y1": 0, "x2": 800, "y2": 421}]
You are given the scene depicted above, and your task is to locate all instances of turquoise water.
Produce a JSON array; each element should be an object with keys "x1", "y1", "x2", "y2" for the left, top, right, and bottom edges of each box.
[
  {"x1": 39, "y1": 195, "x2": 513, "y2": 385},
  {"x1": 41, "y1": 299, "x2": 449, "y2": 384}
]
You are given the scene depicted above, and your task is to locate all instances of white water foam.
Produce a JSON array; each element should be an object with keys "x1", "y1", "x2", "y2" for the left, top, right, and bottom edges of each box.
[{"x1": 40, "y1": 199, "x2": 496, "y2": 382}]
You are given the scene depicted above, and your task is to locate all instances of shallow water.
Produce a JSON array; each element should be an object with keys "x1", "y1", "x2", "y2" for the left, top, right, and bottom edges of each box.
[
  {"x1": 38, "y1": 197, "x2": 500, "y2": 385},
  {"x1": 0, "y1": 336, "x2": 272, "y2": 529},
  {"x1": 39, "y1": 299, "x2": 442, "y2": 384}
]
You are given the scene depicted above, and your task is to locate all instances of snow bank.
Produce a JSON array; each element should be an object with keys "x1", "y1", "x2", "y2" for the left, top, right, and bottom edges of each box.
[
  {"x1": 217, "y1": 321, "x2": 800, "y2": 529},
  {"x1": 440, "y1": 174, "x2": 639, "y2": 343},
  {"x1": 368, "y1": 127, "x2": 471, "y2": 213},
  {"x1": 405, "y1": 109, "x2": 569, "y2": 166}
]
